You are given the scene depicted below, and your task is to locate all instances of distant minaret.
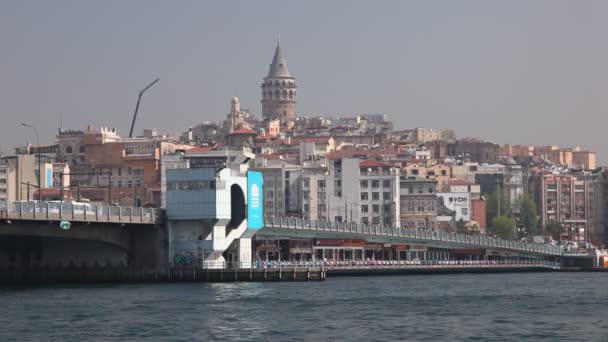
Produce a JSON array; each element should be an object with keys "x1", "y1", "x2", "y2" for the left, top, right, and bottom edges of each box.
[
  {"x1": 226, "y1": 97, "x2": 243, "y2": 134},
  {"x1": 261, "y1": 37, "x2": 297, "y2": 122}
]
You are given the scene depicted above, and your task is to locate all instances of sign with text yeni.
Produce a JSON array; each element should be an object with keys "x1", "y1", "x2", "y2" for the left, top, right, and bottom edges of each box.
[{"x1": 247, "y1": 171, "x2": 264, "y2": 229}]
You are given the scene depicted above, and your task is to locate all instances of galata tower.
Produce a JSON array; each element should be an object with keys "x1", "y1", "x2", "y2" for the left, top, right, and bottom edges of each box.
[{"x1": 261, "y1": 38, "x2": 297, "y2": 122}]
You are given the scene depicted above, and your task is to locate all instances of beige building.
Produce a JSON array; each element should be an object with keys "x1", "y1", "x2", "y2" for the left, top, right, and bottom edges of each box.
[
  {"x1": 413, "y1": 128, "x2": 456, "y2": 142},
  {"x1": 0, "y1": 154, "x2": 54, "y2": 201},
  {"x1": 573, "y1": 150, "x2": 596, "y2": 170},
  {"x1": 500, "y1": 144, "x2": 534, "y2": 157}
]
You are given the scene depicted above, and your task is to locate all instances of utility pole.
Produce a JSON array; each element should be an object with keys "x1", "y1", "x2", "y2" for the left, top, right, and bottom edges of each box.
[
  {"x1": 497, "y1": 179, "x2": 501, "y2": 217},
  {"x1": 20, "y1": 123, "x2": 41, "y2": 201}
]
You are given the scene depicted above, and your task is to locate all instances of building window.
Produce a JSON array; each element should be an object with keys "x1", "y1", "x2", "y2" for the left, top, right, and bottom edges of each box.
[
  {"x1": 65, "y1": 146, "x2": 72, "y2": 154},
  {"x1": 372, "y1": 180, "x2": 379, "y2": 188},
  {"x1": 408, "y1": 187, "x2": 413, "y2": 194},
  {"x1": 372, "y1": 217, "x2": 380, "y2": 224},
  {"x1": 383, "y1": 192, "x2": 391, "y2": 200},
  {"x1": 362, "y1": 217, "x2": 369, "y2": 224},
  {"x1": 361, "y1": 205, "x2": 368, "y2": 213},
  {"x1": 372, "y1": 205, "x2": 380, "y2": 213},
  {"x1": 303, "y1": 178, "x2": 310, "y2": 188},
  {"x1": 360, "y1": 180, "x2": 368, "y2": 188},
  {"x1": 383, "y1": 180, "x2": 390, "y2": 188},
  {"x1": 441, "y1": 170, "x2": 447, "y2": 176},
  {"x1": 372, "y1": 192, "x2": 379, "y2": 200},
  {"x1": 79, "y1": 145, "x2": 85, "y2": 153},
  {"x1": 318, "y1": 205, "x2": 326, "y2": 214},
  {"x1": 361, "y1": 192, "x2": 368, "y2": 200},
  {"x1": 428, "y1": 188, "x2": 434, "y2": 193},
  {"x1": 335, "y1": 180, "x2": 341, "y2": 188},
  {"x1": 317, "y1": 180, "x2": 325, "y2": 188},
  {"x1": 317, "y1": 191, "x2": 324, "y2": 199},
  {"x1": 303, "y1": 191, "x2": 310, "y2": 200}
]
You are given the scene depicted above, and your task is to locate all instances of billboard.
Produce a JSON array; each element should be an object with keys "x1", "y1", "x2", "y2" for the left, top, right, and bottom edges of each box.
[
  {"x1": 46, "y1": 167, "x2": 53, "y2": 189},
  {"x1": 247, "y1": 171, "x2": 264, "y2": 229},
  {"x1": 436, "y1": 192, "x2": 470, "y2": 222}
]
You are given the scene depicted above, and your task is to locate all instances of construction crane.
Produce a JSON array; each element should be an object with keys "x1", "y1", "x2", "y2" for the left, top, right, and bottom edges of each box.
[{"x1": 129, "y1": 78, "x2": 159, "y2": 138}]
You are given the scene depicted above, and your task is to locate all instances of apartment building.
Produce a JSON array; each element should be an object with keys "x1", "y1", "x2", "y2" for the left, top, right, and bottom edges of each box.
[
  {"x1": 540, "y1": 174, "x2": 593, "y2": 242},
  {"x1": 399, "y1": 175, "x2": 437, "y2": 229}
]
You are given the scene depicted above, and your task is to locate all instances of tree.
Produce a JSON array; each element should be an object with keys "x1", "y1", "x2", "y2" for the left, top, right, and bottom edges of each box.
[
  {"x1": 489, "y1": 215, "x2": 515, "y2": 239},
  {"x1": 485, "y1": 188, "x2": 510, "y2": 225},
  {"x1": 545, "y1": 220, "x2": 565, "y2": 240},
  {"x1": 514, "y1": 194, "x2": 539, "y2": 237}
]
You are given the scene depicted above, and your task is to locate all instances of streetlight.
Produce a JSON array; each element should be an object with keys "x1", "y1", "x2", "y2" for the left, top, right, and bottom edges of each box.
[
  {"x1": 129, "y1": 78, "x2": 160, "y2": 138},
  {"x1": 20, "y1": 123, "x2": 41, "y2": 201}
]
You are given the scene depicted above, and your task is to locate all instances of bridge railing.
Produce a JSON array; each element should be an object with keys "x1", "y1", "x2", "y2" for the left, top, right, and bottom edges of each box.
[
  {"x1": 0, "y1": 200, "x2": 163, "y2": 224},
  {"x1": 264, "y1": 216, "x2": 563, "y2": 256},
  {"x1": 176, "y1": 259, "x2": 560, "y2": 270}
]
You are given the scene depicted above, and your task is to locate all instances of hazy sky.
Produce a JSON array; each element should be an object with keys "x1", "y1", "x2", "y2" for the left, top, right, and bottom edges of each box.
[{"x1": 1, "y1": 1, "x2": 607, "y2": 163}]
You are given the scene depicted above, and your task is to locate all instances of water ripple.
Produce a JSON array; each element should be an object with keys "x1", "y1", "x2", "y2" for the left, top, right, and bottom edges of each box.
[{"x1": 0, "y1": 273, "x2": 607, "y2": 341}]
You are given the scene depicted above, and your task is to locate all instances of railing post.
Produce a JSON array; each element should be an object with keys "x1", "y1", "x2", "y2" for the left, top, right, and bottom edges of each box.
[{"x1": 46, "y1": 202, "x2": 50, "y2": 219}]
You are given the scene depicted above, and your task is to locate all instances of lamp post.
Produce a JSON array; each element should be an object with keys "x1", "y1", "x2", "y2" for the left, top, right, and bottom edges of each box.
[
  {"x1": 129, "y1": 78, "x2": 160, "y2": 138},
  {"x1": 20, "y1": 123, "x2": 41, "y2": 201}
]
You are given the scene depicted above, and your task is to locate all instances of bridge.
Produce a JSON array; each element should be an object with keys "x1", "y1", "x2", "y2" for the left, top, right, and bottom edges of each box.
[
  {"x1": 0, "y1": 200, "x2": 166, "y2": 282},
  {"x1": 0, "y1": 200, "x2": 163, "y2": 225},
  {"x1": 259, "y1": 216, "x2": 563, "y2": 258}
]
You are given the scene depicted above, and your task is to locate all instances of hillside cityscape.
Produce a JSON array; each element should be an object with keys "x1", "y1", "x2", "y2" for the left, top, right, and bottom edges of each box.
[{"x1": 1, "y1": 39, "x2": 605, "y2": 251}]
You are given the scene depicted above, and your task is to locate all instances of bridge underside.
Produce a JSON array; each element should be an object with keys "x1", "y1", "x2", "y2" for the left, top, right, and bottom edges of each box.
[
  {"x1": 0, "y1": 220, "x2": 168, "y2": 281},
  {"x1": 257, "y1": 227, "x2": 559, "y2": 260}
]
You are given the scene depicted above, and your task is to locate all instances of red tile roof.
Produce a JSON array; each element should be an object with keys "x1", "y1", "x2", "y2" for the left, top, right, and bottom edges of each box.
[
  {"x1": 359, "y1": 160, "x2": 392, "y2": 167},
  {"x1": 231, "y1": 128, "x2": 257, "y2": 135}
]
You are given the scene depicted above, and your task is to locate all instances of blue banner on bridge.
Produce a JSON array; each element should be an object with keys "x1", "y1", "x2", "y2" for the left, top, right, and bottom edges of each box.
[{"x1": 247, "y1": 171, "x2": 264, "y2": 229}]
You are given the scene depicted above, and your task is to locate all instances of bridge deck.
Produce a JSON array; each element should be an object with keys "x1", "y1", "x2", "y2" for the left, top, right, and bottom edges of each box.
[{"x1": 262, "y1": 217, "x2": 563, "y2": 256}]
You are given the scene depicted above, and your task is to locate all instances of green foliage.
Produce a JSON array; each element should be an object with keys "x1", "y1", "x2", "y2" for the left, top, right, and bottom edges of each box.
[
  {"x1": 489, "y1": 215, "x2": 515, "y2": 239},
  {"x1": 485, "y1": 188, "x2": 511, "y2": 225},
  {"x1": 514, "y1": 194, "x2": 539, "y2": 236},
  {"x1": 545, "y1": 220, "x2": 565, "y2": 240}
]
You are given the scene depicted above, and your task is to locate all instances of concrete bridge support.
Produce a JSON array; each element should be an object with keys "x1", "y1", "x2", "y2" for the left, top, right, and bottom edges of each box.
[{"x1": 0, "y1": 220, "x2": 167, "y2": 282}]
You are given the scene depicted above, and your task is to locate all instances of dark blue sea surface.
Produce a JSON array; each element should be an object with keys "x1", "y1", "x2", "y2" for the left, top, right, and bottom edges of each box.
[{"x1": 1, "y1": 273, "x2": 606, "y2": 341}]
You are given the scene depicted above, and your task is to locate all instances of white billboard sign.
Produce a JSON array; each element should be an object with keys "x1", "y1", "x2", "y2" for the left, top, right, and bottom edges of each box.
[{"x1": 436, "y1": 192, "x2": 470, "y2": 222}]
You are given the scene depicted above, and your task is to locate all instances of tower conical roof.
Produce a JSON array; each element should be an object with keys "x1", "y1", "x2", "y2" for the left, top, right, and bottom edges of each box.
[{"x1": 267, "y1": 40, "x2": 292, "y2": 78}]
